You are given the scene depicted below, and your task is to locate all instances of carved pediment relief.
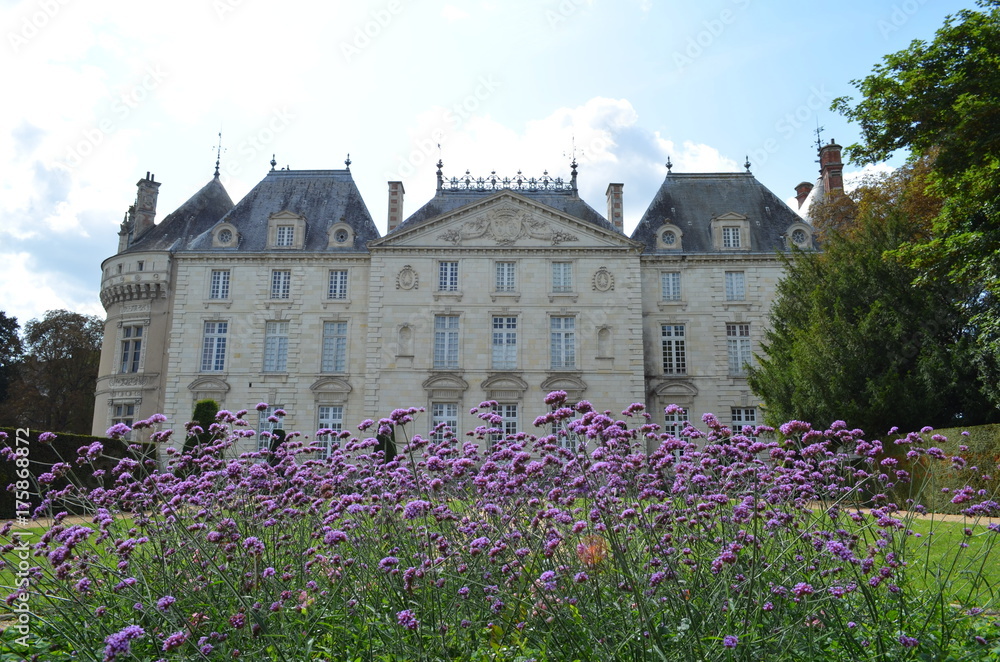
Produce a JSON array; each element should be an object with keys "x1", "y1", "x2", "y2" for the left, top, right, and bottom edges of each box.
[
  {"x1": 438, "y1": 205, "x2": 578, "y2": 246},
  {"x1": 187, "y1": 377, "x2": 230, "y2": 393},
  {"x1": 422, "y1": 373, "x2": 470, "y2": 400},
  {"x1": 481, "y1": 374, "x2": 529, "y2": 400},
  {"x1": 540, "y1": 375, "x2": 588, "y2": 401},
  {"x1": 310, "y1": 377, "x2": 352, "y2": 403},
  {"x1": 651, "y1": 380, "x2": 698, "y2": 399}
]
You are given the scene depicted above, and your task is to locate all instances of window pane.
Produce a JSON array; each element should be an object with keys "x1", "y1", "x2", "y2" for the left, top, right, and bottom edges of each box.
[
  {"x1": 552, "y1": 262, "x2": 573, "y2": 292},
  {"x1": 328, "y1": 270, "x2": 348, "y2": 299},
  {"x1": 725, "y1": 271, "x2": 745, "y2": 301},
  {"x1": 492, "y1": 316, "x2": 517, "y2": 370},
  {"x1": 271, "y1": 270, "x2": 291, "y2": 299},
  {"x1": 201, "y1": 322, "x2": 227, "y2": 371},
  {"x1": 661, "y1": 324, "x2": 686, "y2": 374},
  {"x1": 661, "y1": 272, "x2": 681, "y2": 301},
  {"x1": 210, "y1": 270, "x2": 230, "y2": 299},
  {"x1": 322, "y1": 321, "x2": 347, "y2": 372},
  {"x1": 439, "y1": 262, "x2": 459, "y2": 291},
  {"x1": 726, "y1": 324, "x2": 752, "y2": 376},
  {"x1": 434, "y1": 316, "x2": 459, "y2": 368},
  {"x1": 495, "y1": 262, "x2": 515, "y2": 292},
  {"x1": 550, "y1": 317, "x2": 576, "y2": 369},
  {"x1": 264, "y1": 321, "x2": 289, "y2": 372}
]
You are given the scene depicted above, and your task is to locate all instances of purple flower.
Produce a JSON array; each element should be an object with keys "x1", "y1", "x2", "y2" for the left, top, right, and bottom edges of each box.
[
  {"x1": 255, "y1": 402, "x2": 269, "y2": 411},
  {"x1": 397, "y1": 609, "x2": 419, "y2": 630},
  {"x1": 156, "y1": 595, "x2": 176, "y2": 611},
  {"x1": 162, "y1": 631, "x2": 188, "y2": 651},
  {"x1": 723, "y1": 635, "x2": 738, "y2": 649},
  {"x1": 403, "y1": 499, "x2": 432, "y2": 520},
  {"x1": 379, "y1": 556, "x2": 400, "y2": 571},
  {"x1": 899, "y1": 635, "x2": 919, "y2": 648},
  {"x1": 242, "y1": 537, "x2": 265, "y2": 557},
  {"x1": 38, "y1": 432, "x2": 57, "y2": 444},
  {"x1": 103, "y1": 625, "x2": 144, "y2": 661}
]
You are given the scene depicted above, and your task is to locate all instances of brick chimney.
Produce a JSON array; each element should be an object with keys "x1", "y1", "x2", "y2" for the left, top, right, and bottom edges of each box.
[
  {"x1": 387, "y1": 181, "x2": 405, "y2": 233},
  {"x1": 819, "y1": 140, "x2": 844, "y2": 195},
  {"x1": 605, "y1": 183, "x2": 624, "y2": 231},
  {"x1": 133, "y1": 172, "x2": 161, "y2": 238},
  {"x1": 794, "y1": 181, "x2": 814, "y2": 209}
]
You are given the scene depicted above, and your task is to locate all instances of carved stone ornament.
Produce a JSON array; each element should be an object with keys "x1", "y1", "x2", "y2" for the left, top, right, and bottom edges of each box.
[
  {"x1": 592, "y1": 267, "x2": 614, "y2": 292},
  {"x1": 438, "y1": 205, "x2": 579, "y2": 246},
  {"x1": 396, "y1": 265, "x2": 418, "y2": 290}
]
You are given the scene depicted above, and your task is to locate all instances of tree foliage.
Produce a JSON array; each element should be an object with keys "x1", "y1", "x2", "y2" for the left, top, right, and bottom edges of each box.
[
  {"x1": 748, "y1": 163, "x2": 1000, "y2": 434},
  {"x1": 0, "y1": 312, "x2": 23, "y2": 412},
  {"x1": 832, "y1": 0, "x2": 1000, "y2": 402},
  {"x1": 3, "y1": 310, "x2": 103, "y2": 434}
]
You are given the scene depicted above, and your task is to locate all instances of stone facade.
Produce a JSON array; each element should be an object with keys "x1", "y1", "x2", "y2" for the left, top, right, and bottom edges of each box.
[{"x1": 92, "y1": 158, "x2": 814, "y2": 457}]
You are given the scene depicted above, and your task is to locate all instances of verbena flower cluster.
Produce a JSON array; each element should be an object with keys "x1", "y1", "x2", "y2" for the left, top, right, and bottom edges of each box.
[{"x1": 1, "y1": 392, "x2": 998, "y2": 661}]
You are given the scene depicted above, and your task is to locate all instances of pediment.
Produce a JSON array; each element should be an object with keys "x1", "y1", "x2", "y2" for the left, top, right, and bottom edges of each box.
[
  {"x1": 187, "y1": 377, "x2": 230, "y2": 392},
  {"x1": 373, "y1": 192, "x2": 640, "y2": 250},
  {"x1": 481, "y1": 374, "x2": 529, "y2": 400},
  {"x1": 651, "y1": 381, "x2": 698, "y2": 398},
  {"x1": 540, "y1": 375, "x2": 588, "y2": 399},
  {"x1": 309, "y1": 377, "x2": 353, "y2": 395},
  {"x1": 713, "y1": 211, "x2": 747, "y2": 222},
  {"x1": 422, "y1": 374, "x2": 470, "y2": 391},
  {"x1": 269, "y1": 210, "x2": 305, "y2": 221}
]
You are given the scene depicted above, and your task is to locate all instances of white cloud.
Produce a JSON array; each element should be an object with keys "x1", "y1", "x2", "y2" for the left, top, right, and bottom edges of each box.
[{"x1": 442, "y1": 5, "x2": 471, "y2": 21}]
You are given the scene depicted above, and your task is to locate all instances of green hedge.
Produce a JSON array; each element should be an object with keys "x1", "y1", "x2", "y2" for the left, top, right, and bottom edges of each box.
[{"x1": 0, "y1": 427, "x2": 155, "y2": 520}]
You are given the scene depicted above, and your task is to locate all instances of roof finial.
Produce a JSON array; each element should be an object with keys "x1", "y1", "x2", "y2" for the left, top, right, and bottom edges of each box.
[
  {"x1": 744, "y1": 155, "x2": 751, "y2": 172},
  {"x1": 270, "y1": 154, "x2": 277, "y2": 171},
  {"x1": 345, "y1": 153, "x2": 351, "y2": 170},
  {"x1": 665, "y1": 156, "x2": 673, "y2": 173},
  {"x1": 814, "y1": 120, "x2": 825, "y2": 167},
  {"x1": 213, "y1": 131, "x2": 224, "y2": 178}
]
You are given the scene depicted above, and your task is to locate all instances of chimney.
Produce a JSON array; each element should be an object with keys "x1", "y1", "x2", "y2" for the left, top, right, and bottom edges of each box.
[
  {"x1": 133, "y1": 172, "x2": 161, "y2": 238},
  {"x1": 794, "y1": 181, "x2": 814, "y2": 209},
  {"x1": 605, "y1": 183, "x2": 624, "y2": 231},
  {"x1": 819, "y1": 139, "x2": 844, "y2": 195},
  {"x1": 387, "y1": 181, "x2": 405, "y2": 233}
]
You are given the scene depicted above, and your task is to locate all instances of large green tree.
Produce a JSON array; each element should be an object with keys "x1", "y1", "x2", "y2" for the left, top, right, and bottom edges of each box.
[
  {"x1": 832, "y1": 0, "x2": 1000, "y2": 403},
  {"x1": 748, "y1": 162, "x2": 999, "y2": 434},
  {"x1": 0, "y1": 312, "x2": 24, "y2": 425},
  {"x1": 4, "y1": 310, "x2": 103, "y2": 434}
]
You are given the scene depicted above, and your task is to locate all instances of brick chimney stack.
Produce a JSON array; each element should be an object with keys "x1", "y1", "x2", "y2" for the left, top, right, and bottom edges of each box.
[
  {"x1": 605, "y1": 183, "x2": 624, "y2": 231},
  {"x1": 387, "y1": 181, "x2": 405, "y2": 233},
  {"x1": 819, "y1": 140, "x2": 844, "y2": 195},
  {"x1": 133, "y1": 172, "x2": 161, "y2": 238},
  {"x1": 794, "y1": 181, "x2": 814, "y2": 209}
]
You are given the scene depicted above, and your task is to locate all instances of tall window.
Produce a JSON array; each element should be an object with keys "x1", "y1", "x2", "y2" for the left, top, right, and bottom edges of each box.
[
  {"x1": 317, "y1": 405, "x2": 344, "y2": 459},
  {"x1": 552, "y1": 262, "x2": 573, "y2": 292},
  {"x1": 431, "y1": 403, "x2": 458, "y2": 441},
  {"x1": 661, "y1": 272, "x2": 681, "y2": 301},
  {"x1": 270, "y1": 270, "x2": 291, "y2": 299},
  {"x1": 724, "y1": 271, "x2": 746, "y2": 301},
  {"x1": 731, "y1": 407, "x2": 757, "y2": 439},
  {"x1": 727, "y1": 323, "x2": 752, "y2": 376},
  {"x1": 495, "y1": 262, "x2": 516, "y2": 292},
  {"x1": 722, "y1": 227, "x2": 741, "y2": 248},
  {"x1": 661, "y1": 324, "x2": 686, "y2": 375},
  {"x1": 263, "y1": 321, "x2": 289, "y2": 372},
  {"x1": 438, "y1": 261, "x2": 459, "y2": 291},
  {"x1": 328, "y1": 270, "x2": 348, "y2": 299},
  {"x1": 276, "y1": 226, "x2": 294, "y2": 247},
  {"x1": 321, "y1": 321, "x2": 347, "y2": 373},
  {"x1": 201, "y1": 321, "x2": 227, "y2": 372},
  {"x1": 210, "y1": 269, "x2": 230, "y2": 299},
  {"x1": 550, "y1": 316, "x2": 576, "y2": 369},
  {"x1": 494, "y1": 404, "x2": 518, "y2": 439},
  {"x1": 434, "y1": 315, "x2": 460, "y2": 369},
  {"x1": 257, "y1": 406, "x2": 283, "y2": 452},
  {"x1": 664, "y1": 407, "x2": 688, "y2": 437},
  {"x1": 112, "y1": 404, "x2": 135, "y2": 440},
  {"x1": 492, "y1": 316, "x2": 517, "y2": 370},
  {"x1": 120, "y1": 325, "x2": 143, "y2": 373}
]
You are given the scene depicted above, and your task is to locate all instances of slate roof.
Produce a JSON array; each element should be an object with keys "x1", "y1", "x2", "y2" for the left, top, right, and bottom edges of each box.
[
  {"x1": 392, "y1": 173, "x2": 619, "y2": 235},
  {"x1": 123, "y1": 176, "x2": 235, "y2": 253},
  {"x1": 630, "y1": 172, "x2": 806, "y2": 254},
  {"x1": 185, "y1": 169, "x2": 380, "y2": 253}
]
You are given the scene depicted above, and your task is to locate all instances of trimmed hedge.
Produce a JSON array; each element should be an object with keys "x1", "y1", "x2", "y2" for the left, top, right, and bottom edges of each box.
[{"x1": 0, "y1": 427, "x2": 155, "y2": 520}]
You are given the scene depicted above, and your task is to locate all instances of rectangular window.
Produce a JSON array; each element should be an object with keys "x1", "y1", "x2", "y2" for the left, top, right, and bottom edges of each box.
[
  {"x1": 317, "y1": 405, "x2": 344, "y2": 459},
  {"x1": 495, "y1": 262, "x2": 516, "y2": 292},
  {"x1": 731, "y1": 407, "x2": 757, "y2": 439},
  {"x1": 433, "y1": 315, "x2": 460, "y2": 369},
  {"x1": 661, "y1": 272, "x2": 681, "y2": 301},
  {"x1": 552, "y1": 262, "x2": 573, "y2": 292},
  {"x1": 494, "y1": 404, "x2": 518, "y2": 439},
  {"x1": 263, "y1": 321, "x2": 289, "y2": 372},
  {"x1": 723, "y1": 227, "x2": 741, "y2": 248},
  {"x1": 328, "y1": 270, "x2": 348, "y2": 300},
  {"x1": 257, "y1": 406, "x2": 283, "y2": 452},
  {"x1": 431, "y1": 403, "x2": 458, "y2": 441},
  {"x1": 664, "y1": 407, "x2": 688, "y2": 438},
  {"x1": 112, "y1": 404, "x2": 135, "y2": 440},
  {"x1": 727, "y1": 323, "x2": 752, "y2": 376},
  {"x1": 210, "y1": 269, "x2": 230, "y2": 299},
  {"x1": 120, "y1": 325, "x2": 143, "y2": 373},
  {"x1": 270, "y1": 270, "x2": 291, "y2": 299},
  {"x1": 438, "y1": 261, "x2": 459, "y2": 291},
  {"x1": 491, "y1": 316, "x2": 517, "y2": 370},
  {"x1": 200, "y1": 321, "x2": 227, "y2": 372},
  {"x1": 550, "y1": 316, "x2": 576, "y2": 369},
  {"x1": 321, "y1": 321, "x2": 348, "y2": 373},
  {"x1": 661, "y1": 324, "x2": 686, "y2": 375},
  {"x1": 276, "y1": 226, "x2": 294, "y2": 247},
  {"x1": 725, "y1": 271, "x2": 746, "y2": 301},
  {"x1": 553, "y1": 417, "x2": 576, "y2": 453},
  {"x1": 137, "y1": 261, "x2": 144, "y2": 272}
]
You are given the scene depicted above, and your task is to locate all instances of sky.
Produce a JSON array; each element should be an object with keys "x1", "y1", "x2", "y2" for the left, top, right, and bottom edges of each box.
[{"x1": 0, "y1": 0, "x2": 975, "y2": 329}]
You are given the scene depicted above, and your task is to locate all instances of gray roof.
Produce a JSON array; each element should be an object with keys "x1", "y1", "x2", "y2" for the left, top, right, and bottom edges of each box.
[
  {"x1": 123, "y1": 176, "x2": 235, "y2": 253},
  {"x1": 630, "y1": 172, "x2": 806, "y2": 254},
  {"x1": 186, "y1": 169, "x2": 380, "y2": 253}
]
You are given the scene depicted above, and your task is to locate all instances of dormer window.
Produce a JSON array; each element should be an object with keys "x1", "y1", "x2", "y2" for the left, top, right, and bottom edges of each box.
[
  {"x1": 722, "y1": 227, "x2": 741, "y2": 248},
  {"x1": 213, "y1": 223, "x2": 239, "y2": 248},
  {"x1": 328, "y1": 222, "x2": 354, "y2": 248},
  {"x1": 657, "y1": 223, "x2": 683, "y2": 250},
  {"x1": 267, "y1": 211, "x2": 306, "y2": 249},
  {"x1": 276, "y1": 226, "x2": 294, "y2": 246},
  {"x1": 218, "y1": 229, "x2": 232, "y2": 244},
  {"x1": 710, "y1": 212, "x2": 750, "y2": 251},
  {"x1": 792, "y1": 229, "x2": 806, "y2": 244},
  {"x1": 786, "y1": 222, "x2": 814, "y2": 249},
  {"x1": 663, "y1": 230, "x2": 677, "y2": 245}
]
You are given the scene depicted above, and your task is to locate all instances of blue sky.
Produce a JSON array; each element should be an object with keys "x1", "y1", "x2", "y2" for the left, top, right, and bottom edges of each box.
[{"x1": 0, "y1": 0, "x2": 973, "y2": 328}]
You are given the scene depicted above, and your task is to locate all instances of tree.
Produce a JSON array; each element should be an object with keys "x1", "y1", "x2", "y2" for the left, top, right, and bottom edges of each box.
[
  {"x1": 832, "y1": 0, "x2": 1000, "y2": 403},
  {"x1": 747, "y1": 163, "x2": 1000, "y2": 434},
  {"x1": 3, "y1": 310, "x2": 103, "y2": 434},
  {"x1": 0, "y1": 312, "x2": 23, "y2": 417}
]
